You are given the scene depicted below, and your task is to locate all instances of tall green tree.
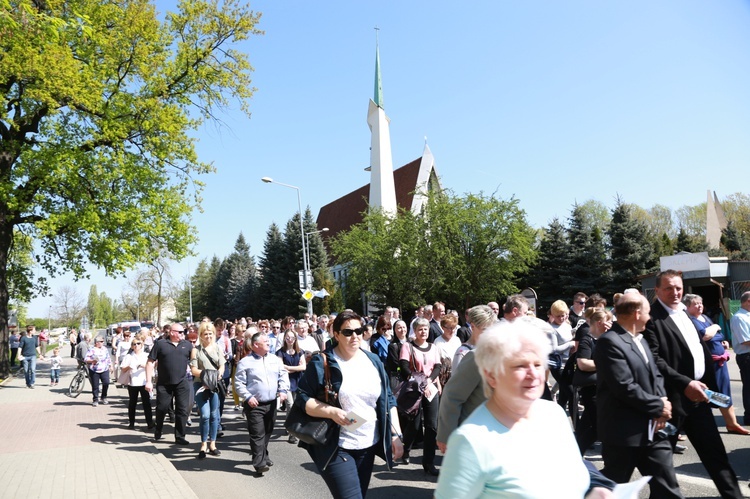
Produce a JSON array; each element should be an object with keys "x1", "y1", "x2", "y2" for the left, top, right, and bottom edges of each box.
[
  {"x1": 607, "y1": 199, "x2": 657, "y2": 296},
  {"x1": 425, "y1": 192, "x2": 536, "y2": 311},
  {"x1": 526, "y1": 218, "x2": 571, "y2": 311},
  {"x1": 256, "y1": 223, "x2": 287, "y2": 318},
  {"x1": 216, "y1": 233, "x2": 257, "y2": 320},
  {"x1": 332, "y1": 207, "x2": 429, "y2": 313},
  {"x1": 0, "y1": 0, "x2": 261, "y2": 375},
  {"x1": 564, "y1": 203, "x2": 601, "y2": 296}
]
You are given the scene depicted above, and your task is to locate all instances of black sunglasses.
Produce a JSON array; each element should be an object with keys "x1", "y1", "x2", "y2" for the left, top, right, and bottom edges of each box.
[{"x1": 339, "y1": 327, "x2": 366, "y2": 337}]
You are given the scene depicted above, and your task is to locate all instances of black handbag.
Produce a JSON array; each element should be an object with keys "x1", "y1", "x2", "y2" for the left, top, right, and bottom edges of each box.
[
  {"x1": 395, "y1": 343, "x2": 427, "y2": 419},
  {"x1": 572, "y1": 367, "x2": 597, "y2": 388},
  {"x1": 285, "y1": 352, "x2": 337, "y2": 446},
  {"x1": 201, "y1": 347, "x2": 228, "y2": 398}
]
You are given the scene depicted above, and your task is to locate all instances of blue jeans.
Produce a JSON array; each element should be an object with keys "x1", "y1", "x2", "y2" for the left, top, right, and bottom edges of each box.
[
  {"x1": 21, "y1": 356, "x2": 36, "y2": 386},
  {"x1": 194, "y1": 383, "x2": 220, "y2": 442},
  {"x1": 318, "y1": 444, "x2": 377, "y2": 499}
]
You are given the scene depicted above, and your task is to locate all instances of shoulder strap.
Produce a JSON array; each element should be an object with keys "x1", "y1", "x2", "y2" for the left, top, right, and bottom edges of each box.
[{"x1": 201, "y1": 345, "x2": 221, "y2": 370}]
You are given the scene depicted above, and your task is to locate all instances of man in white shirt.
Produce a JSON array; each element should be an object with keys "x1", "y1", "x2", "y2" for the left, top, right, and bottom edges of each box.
[
  {"x1": 644, "y1": 269, "x2": 740, "y2": 498},
  {"x1": 296, "y1": 319, "x2": 320, "y2": 360},
  {"x1": 730, "y1": 291, "x2": 750, "y2": 426}
]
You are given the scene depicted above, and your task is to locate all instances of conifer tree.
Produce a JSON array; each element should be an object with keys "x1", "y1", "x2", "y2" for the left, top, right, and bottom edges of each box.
[{"x1": 607, "y1": 199, "x2": 657, "y2": 296}]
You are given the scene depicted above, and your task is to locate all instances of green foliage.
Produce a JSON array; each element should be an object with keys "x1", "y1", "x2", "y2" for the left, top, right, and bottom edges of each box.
[
  {"x1": 215, "y1": 233, "x2": 258, "y2": 319},
  {"x1": 256, "y1": 223, "x2": 288, "y2": 318},
  {"x1": 0, "y1": 0, "x2": 262, "y2": 375},
  {"x1": 675, "y1": 228, "x2": 708, "y2": 253},
  {"x1": 425, "y1": 192, "x2": 536, "y2": 310},
  {"x1": 526, "y1": 218, "x2": 570, "y2": 310},
  {"x1": 607, "y1": 200, "x2": 658, "y2": 296},
  {"x1": 332, "y1": 191, "x2": 535, "y2": 313}
]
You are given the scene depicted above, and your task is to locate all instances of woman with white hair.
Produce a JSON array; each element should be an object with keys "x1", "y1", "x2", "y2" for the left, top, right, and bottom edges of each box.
[{"x1": 435, "y1": 323, "x2": 613, "y2": 498}]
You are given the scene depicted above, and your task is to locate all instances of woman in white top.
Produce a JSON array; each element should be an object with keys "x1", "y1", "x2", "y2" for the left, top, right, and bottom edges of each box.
[
  {"x1": 297, "y1": 311, "x2": 404, "y2": 498},
  {"x1": 120, "y1": 332, "x2": 154, "y2": 429}
]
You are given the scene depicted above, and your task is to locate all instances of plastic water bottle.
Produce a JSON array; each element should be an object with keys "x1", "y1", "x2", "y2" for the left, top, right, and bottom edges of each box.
[
  {"x1": 705, "y1": 389, "x2": 731, "y2": 408},
  {"x1": 657, "y1": 422, "x2": 679, "y2": 438}
]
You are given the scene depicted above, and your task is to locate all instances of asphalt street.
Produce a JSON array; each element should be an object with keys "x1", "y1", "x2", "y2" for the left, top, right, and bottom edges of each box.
[{"x1": 155, "y1": 362, "x2": 750, "y2": 499}]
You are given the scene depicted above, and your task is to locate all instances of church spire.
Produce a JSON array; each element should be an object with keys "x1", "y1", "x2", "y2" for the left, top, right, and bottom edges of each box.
[
  {"x1": 374, "y1": 28, "x2": 383, "y2": 108},
  {"x1": 367, "y1": 29, "x2": 397, "y2": 217}
]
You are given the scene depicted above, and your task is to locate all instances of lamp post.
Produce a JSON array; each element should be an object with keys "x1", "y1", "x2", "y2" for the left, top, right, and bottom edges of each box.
[
  {"x1": 261, "y1": 177, "x2": 313, "y2": 315},
  {"x1": 305, "y1": 227, "x2": 329, "y2": 278}
]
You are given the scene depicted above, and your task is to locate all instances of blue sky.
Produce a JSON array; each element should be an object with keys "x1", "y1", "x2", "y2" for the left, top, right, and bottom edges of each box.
[{"x1": 26, "y1": 0, "x2": 750, "y2": 318}]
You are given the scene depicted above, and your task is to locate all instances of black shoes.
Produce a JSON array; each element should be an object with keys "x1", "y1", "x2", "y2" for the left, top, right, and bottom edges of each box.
[
  {"x1": 175, "y1": 437, "x2": 190, "y2": 446},
  {"x1": 153, "y1": 432, "x2": 163, "y2": 442},
  {"x1": 255, "y1": 465, "x2": 270, "y2": 474},
  {"x1": 266, "y1": 459, "x2": 273, "y2": 467},
  {"x1": 395, "y1": 454, "x2": 410, "y2": 465},
  {"x1": 209, "y1": 448, "x2": 221, "y2": 456},
  {"x1": 423, "y1": 464, "x2": 439, "y2": 476},
  {"x1": 198, "y1": 450, "x2": 206, "y2": 459}
]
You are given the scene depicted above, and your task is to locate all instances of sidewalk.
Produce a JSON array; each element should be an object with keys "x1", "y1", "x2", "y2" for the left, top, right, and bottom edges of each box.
[{"x1": 0, "y1": 357, "x2": 198, "y2": 499}]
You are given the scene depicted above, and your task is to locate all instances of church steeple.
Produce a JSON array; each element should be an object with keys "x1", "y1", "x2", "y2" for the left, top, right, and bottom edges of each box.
[
  {"x1": 374, "y1": 36, "x2": 384, "y2": 108},
  {"x1": 367, "y1": 31, "x2": 397, "y2": 217}
]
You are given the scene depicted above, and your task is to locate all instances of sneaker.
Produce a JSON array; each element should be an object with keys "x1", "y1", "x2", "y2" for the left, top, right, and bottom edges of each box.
[
  {"x1": 234, "y1": 405, "x2": 240, "y2": 411},
  {"x1": 186, "y1": 418, "x2": 193, "y2": 426},
  {"x1": 92, "y1": 401, "x2": 98, "y2": 407},
  {"x1": 100, "y1": 398, "x2": 109, "y2": 405}
]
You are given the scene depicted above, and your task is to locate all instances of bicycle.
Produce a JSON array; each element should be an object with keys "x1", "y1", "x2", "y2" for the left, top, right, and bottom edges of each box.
[{"x1": 68, "y1": 362, "x2": 90, "y2": 398}]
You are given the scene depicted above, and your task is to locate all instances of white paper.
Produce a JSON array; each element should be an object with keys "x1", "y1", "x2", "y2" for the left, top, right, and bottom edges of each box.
[
  {"x1": 612, "y1": 476, "x2": 651, "y2": 499},
  {"x1": 344, "y1": 411, "x2": 367, "y2": 432},
  {"x1": 424, "y1": 384, "x2": 437, "y2": 402}
]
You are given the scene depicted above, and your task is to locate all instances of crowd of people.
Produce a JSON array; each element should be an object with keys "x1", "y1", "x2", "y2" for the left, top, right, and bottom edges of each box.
[{"x1": 11, "y1": 270, "x2": 750, "y2": 498}]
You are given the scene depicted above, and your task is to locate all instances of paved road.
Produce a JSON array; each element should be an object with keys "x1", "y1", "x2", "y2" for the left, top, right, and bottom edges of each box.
[{"x1": 2, "y1": 354, "x2": 749, "y2": 498}]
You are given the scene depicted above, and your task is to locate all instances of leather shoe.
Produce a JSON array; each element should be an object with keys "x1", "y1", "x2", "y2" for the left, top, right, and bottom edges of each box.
[
  {"x1": 216, "y1": 431, "x2": 225, "y2": 439},
  {"x1": 209, "y1": 448, "x2": 221, "y2": 456},
  {"x1": 198, "y1": 450, "x2": 206, "y2": 459},
  {"x1": 175, "y1": 437, "x2": 190, "y2": 446},
  {"x1": 423, "y1": 464, "x2": 439, "y2": 476},
  {"x1": 395, "y1": 455, "x2": 409, "y2": 465},
  {"x1": 255, "y1": 465, "x2": 270, "y2": 474},
  {"x1": 153, "y1": 432, "x2": 163, "y2": 442},
  {"x1": 267, "y1": 459, "x2": 273, "y2": 467}
]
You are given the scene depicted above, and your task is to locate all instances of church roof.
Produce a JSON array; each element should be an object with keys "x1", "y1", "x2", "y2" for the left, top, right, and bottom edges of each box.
[{"x1": 316, "y1": 157, "x2": 422, "y2": 244}]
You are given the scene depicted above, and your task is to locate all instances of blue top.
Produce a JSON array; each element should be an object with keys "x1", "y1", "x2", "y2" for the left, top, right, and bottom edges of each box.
[
  {"x1": 19, "y1": 335, "x2": 37, "y2": 358},
  {"x1": 436, "y1": 400, "x2": 589, "y2": 499},
  {"x1": 277, "y1": 349, "x2": 303, "y2": 392},
  {"x1": 688, "y1": 313, "x2": 725, "y2": 357}
]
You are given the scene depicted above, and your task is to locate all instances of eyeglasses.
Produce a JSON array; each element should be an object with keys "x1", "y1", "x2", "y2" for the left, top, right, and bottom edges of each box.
[
  {"x1": 170, "y1": 329, "x2": 184, "y2": 334},
  {"x1": 133, "y1": 342, "x2": 143, "y2": 345},
  {"x1": 576, "y1": 301, "x2": 586, "y2": 305},
  {"x1": 339, "y1": 327, "x2": 366, "y2": 337}
]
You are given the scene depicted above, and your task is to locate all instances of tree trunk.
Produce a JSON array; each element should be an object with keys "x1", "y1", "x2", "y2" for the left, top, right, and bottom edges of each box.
[{"x1": 0, "y1": 218, "x2": 12, "y2": 378}]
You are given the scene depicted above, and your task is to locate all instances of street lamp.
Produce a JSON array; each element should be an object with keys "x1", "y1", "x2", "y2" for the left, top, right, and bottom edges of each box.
[
  {"x1": 305, "y1": 227, "x2": 329, "y2": 277},
  {"x1": 262, "y1": 177, "x2": 312, "y2": 315}
]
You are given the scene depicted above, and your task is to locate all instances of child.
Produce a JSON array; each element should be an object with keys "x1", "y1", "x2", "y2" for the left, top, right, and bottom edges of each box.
[{"x1": 49, "y1": 348, "x2": 63, "y2": 386}]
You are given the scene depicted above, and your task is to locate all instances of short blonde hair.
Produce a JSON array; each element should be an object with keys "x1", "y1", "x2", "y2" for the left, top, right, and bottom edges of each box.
[
  {"x1": 549, "y1": 300, "x2": 568, "y2": 316},
  {"x1": 475, "y1": 322, "x2": 551, "y2": 398}
]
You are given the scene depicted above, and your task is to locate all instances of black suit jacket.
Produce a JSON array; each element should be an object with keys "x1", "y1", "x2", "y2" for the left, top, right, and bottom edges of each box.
[
  {"x1": 643, "y1": 300, "x2": 717, "y2": 419},
  {"x1": 457, "y1": 325, "x2": 472, "y2": 343},
  {"x1": 595, "y1": 322, "x2": 667, "y2": 447}
]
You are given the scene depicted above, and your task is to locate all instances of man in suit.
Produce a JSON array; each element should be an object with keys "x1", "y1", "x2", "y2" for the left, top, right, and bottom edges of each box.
[
  {"x1": 643, "y1": 269, "x2": 741, "y2": 498},
  {"x1": 595, "y1": 293, "x2": 683, "y2": 498}
]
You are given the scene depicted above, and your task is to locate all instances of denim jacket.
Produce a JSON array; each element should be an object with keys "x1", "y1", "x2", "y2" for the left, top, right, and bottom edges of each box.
[{"x1": 295, "y1": 347, "x2": 397, "y2": 471}]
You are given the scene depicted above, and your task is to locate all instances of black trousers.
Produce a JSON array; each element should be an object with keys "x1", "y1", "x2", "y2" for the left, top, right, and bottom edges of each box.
[
  {"x1": 245, "y1": 400, "x2": 276, "y2": 470},
  {"x1": 402, "y1": 392, "x2": 439, "y2": 466},
  {"x1": 736, "y1": 353, "x2": 750, "y2": 426},
  {"x1": 575, "y1": 387, "x2": 598, "y2": 454},
  {"x1": 155, "y1": 378, "x2": 190, "y2": 438},
  {"x1": 671, "y1": 402, "x2": 741, "y2": 498},
  {"x1": 602, "y1": 439, "x2": 682, "y2": 499},
  {"x1": 127, "y1": 385, "x2": 154, "y2": 426}
]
